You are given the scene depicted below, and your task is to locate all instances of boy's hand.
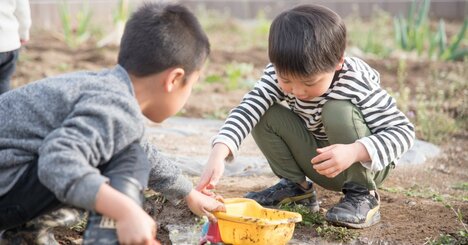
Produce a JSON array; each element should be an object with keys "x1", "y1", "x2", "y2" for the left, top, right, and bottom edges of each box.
[
  {"x1": 311, "y1": 142, "x2": 370, "y2": 178},
  {"x1": 196, "y1": 143, "x2": 230, "y2": 196},
  {"x1": 116, "y1": 208, "x2": 160, "y2": 245},
  {"x1": 95, "y1": 184, "x2": 160, "y2": 245},
  {"x1": 185, "y1": 189, "x2": 226, "y2": 222}
]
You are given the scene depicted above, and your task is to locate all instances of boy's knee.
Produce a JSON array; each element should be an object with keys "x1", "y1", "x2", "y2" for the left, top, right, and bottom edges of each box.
[
  {"x1": 322, "y1": 100, "x2": 359, "y2": 129},
  {"x1": 252, "y1": 103, "x2": 288, "y2": 136}
]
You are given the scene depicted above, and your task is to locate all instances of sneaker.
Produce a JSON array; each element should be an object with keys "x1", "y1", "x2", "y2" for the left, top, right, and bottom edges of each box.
[
  {"x1": 244, "y1": 178, "x2": 319, "y2": 212},
  {"x1": 0, "y1": 207, "x2": 83, "y2": 245},
  {"x1": 325, "y1": 182, "x2": 380, "y2": 229}
]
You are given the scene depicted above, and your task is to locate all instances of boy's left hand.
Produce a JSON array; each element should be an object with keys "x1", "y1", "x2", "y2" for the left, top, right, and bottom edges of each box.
[{"x1": 311, "y1": 143, "x2": 369, "y2": 178}]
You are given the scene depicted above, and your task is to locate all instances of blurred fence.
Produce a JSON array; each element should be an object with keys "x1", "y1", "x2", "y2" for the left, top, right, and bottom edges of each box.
[{"x1": 30, "y1": 0, "x2": 467, "y2": 30}]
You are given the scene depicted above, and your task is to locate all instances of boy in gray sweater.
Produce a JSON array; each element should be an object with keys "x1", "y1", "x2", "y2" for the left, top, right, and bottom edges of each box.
[{"x1": 0, "y1": 2, "x2": 224, "y2": 244}]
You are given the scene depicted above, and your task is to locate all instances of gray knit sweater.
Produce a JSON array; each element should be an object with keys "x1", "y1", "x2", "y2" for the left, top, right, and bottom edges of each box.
[{"x1": 0, "y1": 65, "x2": 193, "y2": 210}]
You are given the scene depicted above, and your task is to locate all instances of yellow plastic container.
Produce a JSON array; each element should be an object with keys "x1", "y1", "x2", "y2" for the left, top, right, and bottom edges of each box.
[{"x1": 213, "y1": 198, "x2": 302, "y2": 245}]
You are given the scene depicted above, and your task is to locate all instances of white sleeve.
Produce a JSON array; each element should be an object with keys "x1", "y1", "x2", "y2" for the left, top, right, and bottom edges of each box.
[{"x1": 14, "y1": 0, "x2": 32, "y2": 41}]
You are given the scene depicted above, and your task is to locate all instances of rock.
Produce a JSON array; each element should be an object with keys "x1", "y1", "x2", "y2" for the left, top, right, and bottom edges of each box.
[{"x1": 398, "y1": 139, "x2": 441, "y2": 166}]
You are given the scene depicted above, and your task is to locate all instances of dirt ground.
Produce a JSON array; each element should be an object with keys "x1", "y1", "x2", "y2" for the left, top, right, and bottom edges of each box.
[{"x1": 13, "y1": 32, "x2": 468, "y2": 244}]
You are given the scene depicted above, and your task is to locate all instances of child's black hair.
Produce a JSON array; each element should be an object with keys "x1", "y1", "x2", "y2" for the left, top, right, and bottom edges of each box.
[
  {"x1": 268, "y1": 4, "x2": 346, "y2": 77},
  {"x1": 118, "y1": 2, "x2": 210, "y2": 77}
]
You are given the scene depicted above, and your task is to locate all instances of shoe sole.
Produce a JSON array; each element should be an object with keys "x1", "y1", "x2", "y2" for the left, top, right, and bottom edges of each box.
[{"x1": 326, "y1": 208, "x2": 381, "y2": 229}]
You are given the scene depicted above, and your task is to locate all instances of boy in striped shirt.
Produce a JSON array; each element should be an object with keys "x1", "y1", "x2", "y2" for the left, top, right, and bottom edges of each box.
[{"x1": 197, "y1": 4, "x2": 415, "y2": 228}]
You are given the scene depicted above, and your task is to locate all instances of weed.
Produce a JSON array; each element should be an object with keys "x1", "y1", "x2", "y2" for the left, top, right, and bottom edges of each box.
[
  {"x1": 346, "y1": 5, "x2": 394, "y2": 58},
  {"x1": 59, "y1": 0, "x2": 92, "y2": 49},
  {"x1": 280, "y1": 204, "x2": 325, "y2": 226},
  {"x1": 204, "y1": 62, "x2": 255, "y2": 91},
  {"x1": 280, "y1": 204, "x2": 358, "y2": 243},
  {"x1": 424, "y1": 203, "x2": 468, "y2": 245},
  {"x1": 393, "y1": 0, "x2": 468, "y2": 61},
  {"x1": 393, "y1": 0, "x2": 430, "y2": 54},
  {"x1": 70, "y1": 212, "x2": 88, "y2": 233},
  {"x1": 202, "y1": 108, "x2": 229, "y2": 120},
  {"x1": 452, "y1": 183, "x2": 468, "y2": 191},
  {"x1": 425, "y1": 231, "x2": 468, "y2": 245},
  {"x1": 381, "y1": 185, "x2": 456, "y2": 201},
  {"x1": 316, "y1": 224, "x2": 359, "y2": 243},
  {"x1": 225, "y1": 62, "x2": 255, "y2": 90}
]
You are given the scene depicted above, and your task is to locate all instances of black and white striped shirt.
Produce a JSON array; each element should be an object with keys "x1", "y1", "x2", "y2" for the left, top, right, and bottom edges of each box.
[{"x1": 213, "y1": 57, "x2": 415, "y2": 171}]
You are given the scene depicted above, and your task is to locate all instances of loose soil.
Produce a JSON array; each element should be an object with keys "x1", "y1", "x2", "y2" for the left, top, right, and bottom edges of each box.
[{"x1": 14, "y1": 32, "x2": 468, "y2": 244}]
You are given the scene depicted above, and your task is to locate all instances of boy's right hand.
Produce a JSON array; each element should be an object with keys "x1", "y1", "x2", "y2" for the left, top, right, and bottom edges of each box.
[
  {"x1": 116, "y1": 207, "x2": 160, "y2": 245},
  {"x1": 95, "y1": 184, "x2": 160, "y2": 245},
  {"x1": 196, "y1": 143, "x2": 230, "y2": 196}
]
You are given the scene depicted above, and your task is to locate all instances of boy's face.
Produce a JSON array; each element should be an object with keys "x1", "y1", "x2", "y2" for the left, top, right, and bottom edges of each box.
[
  {"x1": 135, "y1": 68, "x2": 201, "y2": 123},
  {"x1": 277, "y1": 71, "x2": 335, "y2": 100},
  {"x1": 165, "y1": 70, "x2": 200, "y2": 117}
]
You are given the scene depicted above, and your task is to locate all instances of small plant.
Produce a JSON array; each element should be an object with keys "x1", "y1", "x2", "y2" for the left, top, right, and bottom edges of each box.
[
  {"x1": 225, "y1": 62, "x2": 255, "y2": 90},
  {"x1": 316, "y1": 224, "x2": 359, "y2": 243},
  {"x1": 97, "y1": 0, "x2": 129, "y2": 47},
  {"x1": 434, "y1": 19, "x2": 468, "y2": 61},
  {"x1": 70, "y1": 212, "x2": 88, "y2": 233},
  {"x1": 393, "y1": 0, "x2": 468, "y2": 61},
  {"x1": 59, "y1": 0, "x2": 92, "y2": 49},
  {"x1": 204, "y1": 62, "x2": 255, "y2": 91},
  {"x1": 393, "y1": 0, "x2": 431, "y2": 54},
  {"x1": 280, "y1": 204, "x2": 325, "y2": 226},
  {"x1": 280, "y1": 204, "x2": 358, "y2": 243},
  {"x1": 425, "y1": 203, "x2": 468, "y2": 245},
  {"x1": 347, "y1": 5, "x2": 394, "y2": 58},
  {"x1": 452, "y1": 183, "x2": 468, "y2": 191}
]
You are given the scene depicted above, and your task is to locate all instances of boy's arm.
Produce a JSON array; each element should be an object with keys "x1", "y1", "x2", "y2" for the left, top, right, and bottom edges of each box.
[
  {"x1": 355, "y1": 90, "x2": 415, "y2": 171},
  {"x1": 140, "y1": 135, "x2": 193, "y2": 204},
  {"x1": 322, "y1": 58, "x2": 415, "y2": 172},
  {"x1": 198, "y1": 64, "x2": 285, "y2": 192},
  {"x1": 212, "y1": 63, "x2": 285, "y2": 159},
  {"x1": 95, "y1": 183, "x2": 158, "y2": 244},
  {"x1": 14, "y1": 0, "x2": 31, "y2": 42},
  {"x1": 140, "y1": 136, "x2": 226, "y2": 220},
  {"x1": 38, "y1": 95, "x2": 144, "y2": 211}
]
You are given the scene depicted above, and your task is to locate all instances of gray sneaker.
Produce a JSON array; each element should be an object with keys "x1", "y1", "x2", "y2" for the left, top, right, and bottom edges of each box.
[
  {"x1": 325, "y1": 182, "x2": 380, "y2": 229},
  {"x1": 0, "y1": 207, "x2": 84, "y2": 245},
  {"x1": 244, "y1": 178, "x2": 320, "y2": 212}
]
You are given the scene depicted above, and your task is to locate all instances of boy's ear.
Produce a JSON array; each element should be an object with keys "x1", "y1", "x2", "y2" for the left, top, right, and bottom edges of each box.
[
  {"x1": 163, "y1": 68, "x2": 185, "y2": 92},
  {"x1": 335, "y1": 56, "x2": 345, "y2": 71}
]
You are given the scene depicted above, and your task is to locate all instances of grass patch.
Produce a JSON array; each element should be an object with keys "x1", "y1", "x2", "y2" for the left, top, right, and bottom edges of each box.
[
  {"x1": 316, "y1": 224, "x2": 359, "y2": 243},
  {"x1": 70, "y1": 212, "x2": 88, "y2": 233},
  {"x1": 280, "y1": 204, "x2": 325, "y2": 226},
  {"x1": 381, "y1": 185, "x2": 466, "y2": 202},
  {"x1": 452, "y1": 183, "x2": 468, "y2": 191},
  {"x1": 425, "y1": 230, "x2": 468, "y2": 245},
  {"x1": 280, "y1": 204, "x2": 359, "y2": 243}
]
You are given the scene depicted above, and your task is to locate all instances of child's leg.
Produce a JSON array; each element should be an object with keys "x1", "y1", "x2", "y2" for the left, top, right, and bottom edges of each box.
[
  {"x1": 321, "y1": 100, "x2": 392, "y2": 228},
  {"x1": 0, "y1": 160, "x2": 81, "y2": 244},
  {"x1": 251, "y1": 103, "x2": 322, "y2": 184},
  {"x1": 249, "y1": 103, "x2": 323, "y2": 208},
  {"x1": 0, "y1": 161, "x2": 62, "y2": 231},
  {"x1": 0, "y1": 49, "x2": 20, "y2": 94},
  {"x1": 321, "y1": 100, "x2": 393, "y2": 190}
]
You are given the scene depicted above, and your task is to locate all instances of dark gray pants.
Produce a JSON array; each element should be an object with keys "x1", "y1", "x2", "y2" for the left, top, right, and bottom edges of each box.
[
  {"x1": 0, "y1": 49, "x2": 20, "y2": 95},
  {"x1": 0, "y1": 143, "x2": 150, "y2": 230},
  {"x1": 252, "y1": 101, "x2": 393, "y2": 192}
]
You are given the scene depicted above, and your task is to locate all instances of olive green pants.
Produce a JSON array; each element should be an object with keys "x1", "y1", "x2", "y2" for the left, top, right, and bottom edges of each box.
[{"x1": 251, "y1": 101, "x2": 392, "y2": 192}]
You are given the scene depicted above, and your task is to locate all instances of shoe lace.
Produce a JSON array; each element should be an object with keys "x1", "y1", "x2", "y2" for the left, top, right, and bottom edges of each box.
[{"x1": 342, "y1": 192, "x2": 368, "y2": 208}]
